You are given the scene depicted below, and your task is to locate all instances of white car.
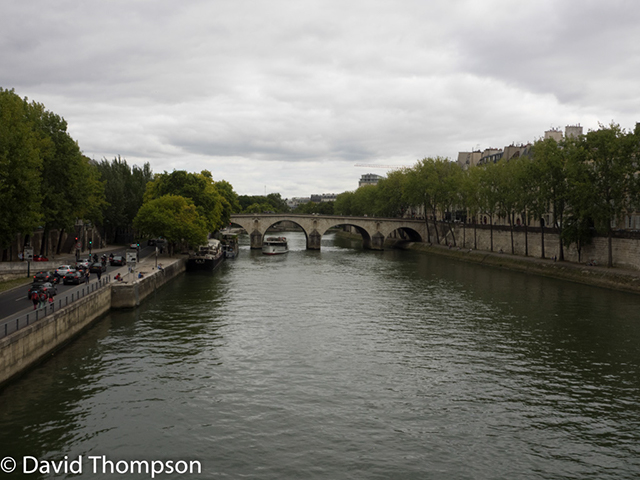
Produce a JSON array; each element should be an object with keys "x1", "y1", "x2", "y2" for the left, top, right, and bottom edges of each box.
[{"x1": 55, "y1": 265, "x2": 76, "y2": 277}]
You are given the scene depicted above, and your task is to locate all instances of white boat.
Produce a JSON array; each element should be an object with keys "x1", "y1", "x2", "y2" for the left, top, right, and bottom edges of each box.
[{"x1": 262, "y1": 237, "x2": 288, "y2": 255}]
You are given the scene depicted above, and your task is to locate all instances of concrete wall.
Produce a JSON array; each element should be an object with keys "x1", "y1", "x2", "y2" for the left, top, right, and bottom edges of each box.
[
  {"x1": 111, "y1": 258, "x2": 186, "y2": 309},
  {"x1": 0, "y1": 284, "x2": 112, "y2": 386},
  {"x1": 447, "y1": 224, "x2": 640, "y2": 270},
  {"x1": 0, "y1": 261, "x2": 60, "y2": 282},
  {"x1": 0, "y1": 258, "x2": 187, "y2": 387}
]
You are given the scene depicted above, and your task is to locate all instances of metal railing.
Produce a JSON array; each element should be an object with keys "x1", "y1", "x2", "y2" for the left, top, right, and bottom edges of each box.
[{"x1": 0, "y1": 275, "x2": 111, "y2": 340}]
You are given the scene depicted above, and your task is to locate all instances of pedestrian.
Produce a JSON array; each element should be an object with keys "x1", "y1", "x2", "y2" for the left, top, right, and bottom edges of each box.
[
  {"x1": 39, "y1": 291, "x2": 47, "y2": 309},
  {"x1": 48, "y1": 293, "x2": 54, "y2": 311},
  {"x1": 97, "y1": 269, "x2": 102, "y2": 281},
  {"x1": 31, "y1": 291, "x2": 39, "y2": 310},
  {"x1": 85, "y1": 270, "x2": 90, "y2": 284}
]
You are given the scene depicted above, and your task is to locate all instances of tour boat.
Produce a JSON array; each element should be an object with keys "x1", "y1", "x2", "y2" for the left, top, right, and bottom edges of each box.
[
  {"x1": 262, "y1": 237, "x2": 288, "y2": 255},
  {"x1": 186, "y1": 239, "x2": 224, "y2": 271},
  {"x1": 221, "y1": 233, "x2": 239, "y2": 259}
]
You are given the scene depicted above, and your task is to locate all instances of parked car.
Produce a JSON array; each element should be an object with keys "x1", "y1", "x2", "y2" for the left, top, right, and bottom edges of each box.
[
  {"x1": 33, "y1": 271, "x2": 58, "y2": 284},
  {"x1": 63, "y1": 271, "x2": 84, "y2": 285},
  {"x1": 109, "y1": 255, "x2": 126, "y2": 266},
  {"x1": 129, "y1": 243, "x2": 139, "y2": 250},
  {"x1": 54, "y1": 265, "x2": 75, "y2": 278},
  {"x1": 89, "y1": 262, "x2": 107, "y2": 273},
  {"x1": 32, "y1": 254, "x2": 49, "y2": 262},
  {"x1": 27, "y1": 282, "x2": 57, "y2": 300}
]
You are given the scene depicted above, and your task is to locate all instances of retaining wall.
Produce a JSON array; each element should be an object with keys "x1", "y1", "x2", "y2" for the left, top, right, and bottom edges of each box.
[
  {"x1": 111, "y1": 259, "x2": 186, "y2": 308},
  {"x1": 0, "y1": 285, "x2": 111, "y2": 386},
  {"x1": 0, "y1": 257, "x2": 187, "y2": 388}
]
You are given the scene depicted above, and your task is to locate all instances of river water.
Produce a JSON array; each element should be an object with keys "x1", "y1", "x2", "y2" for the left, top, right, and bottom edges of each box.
[{"x1": 1, "y1": 231, "x2": 640, "y2": 479}]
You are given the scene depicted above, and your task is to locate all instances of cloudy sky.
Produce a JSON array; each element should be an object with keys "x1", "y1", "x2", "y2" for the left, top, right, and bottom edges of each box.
[{"x1": 2, "y1": 0, "x2": 639, "y2": 198}]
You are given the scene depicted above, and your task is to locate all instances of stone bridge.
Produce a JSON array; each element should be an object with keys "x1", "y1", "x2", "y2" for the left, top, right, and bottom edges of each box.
[{"x1": 229, "y1": 214, "x2": 428, "y2": 250}]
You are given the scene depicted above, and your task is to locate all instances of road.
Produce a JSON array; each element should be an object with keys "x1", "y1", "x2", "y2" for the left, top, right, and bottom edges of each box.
[{"x1": 0, "y1": 245, "x2": 157, "y2": 324}]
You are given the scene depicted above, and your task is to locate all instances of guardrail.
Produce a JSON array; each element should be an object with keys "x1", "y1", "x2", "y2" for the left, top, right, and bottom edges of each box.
[{"x1": 0, "y1": 275, "x2": 111, "y2": 340}]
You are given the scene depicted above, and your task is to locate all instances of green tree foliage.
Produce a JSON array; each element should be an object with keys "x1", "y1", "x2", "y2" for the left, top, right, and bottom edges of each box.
[
  {"x1": 0, "y1": 88, "x2": 107, "y2": 254},
  {"x1": 0, "y1": 88, "x2": 43, "y2": 249},
  {"x1": 238, "y1": 193, "x2": 290, "y2": 213},
  {"x1": 244, "y1": 202, "x2": 274, "y2": 213},
  {"x1": 28, "y1": 103, "x2": 108, "y2": 254},
  {"x1": 374, "y1": 169, "x2": 409, "y2": 217},
  {"x1": 294, "y1": 200, "x2": 334, "y2": 215},
  {"x1": 334, "y1": 191, "x2": 355, "y2": 215},
  {"x1": 581, "y1": 123, "x2": 640, "y2": 267},
  {"x1": 144, "y1": 170, "x2": 230, "y2": 232},
  {"x1": 95, "y1": 156, "x2": 153, "y2": 243},
  {"x1": 133, "y1": 195, "x2": 208, "y2": 251}
]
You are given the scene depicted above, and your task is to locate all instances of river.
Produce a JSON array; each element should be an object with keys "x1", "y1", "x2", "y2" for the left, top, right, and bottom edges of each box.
[{"x1": 1, "y1": 231, "x2": 639, "y2": 479}]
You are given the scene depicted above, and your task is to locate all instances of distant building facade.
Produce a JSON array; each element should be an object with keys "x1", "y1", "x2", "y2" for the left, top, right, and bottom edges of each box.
[
  {"x1": 286, "y1": 197, "x2": 310, "y2": 209},
  {"x1": 359, "y1": 173, "x2": 384, "y2": 187}
]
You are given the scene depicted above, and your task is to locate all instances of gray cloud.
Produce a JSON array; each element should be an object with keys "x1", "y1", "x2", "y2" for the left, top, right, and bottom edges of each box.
[{"x1": 2, "y1": 0, "x2": 639, "y2": 197}]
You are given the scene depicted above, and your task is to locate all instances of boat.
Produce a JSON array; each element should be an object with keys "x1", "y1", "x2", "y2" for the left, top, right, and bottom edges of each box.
[
  {"x1": 186, "y1": 239, "x2": 224, "y2": 271},
  {"x1": 262, "y1": 236, "x2": 288, "y2": 255},
  {"x1": 221, "y1": 233, "x2": 239, "y2": 259}
]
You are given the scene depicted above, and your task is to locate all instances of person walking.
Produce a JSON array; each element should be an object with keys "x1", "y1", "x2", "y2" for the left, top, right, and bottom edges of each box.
[
  {"x1": 48, "y1": 293, "x2": 54, "y2": 312},
  {"x1": 31, "y1": 291, "x2": 39, "y2": 310},
  {"x1": 39, "y1": 291, "x2": 47, "y2": 309},
  {"x1": 97, "y1": 269, "x2": 102, "y2": 281},
  {"x1": 85, "y1": 270, "x2": 90, "y2": 284}
]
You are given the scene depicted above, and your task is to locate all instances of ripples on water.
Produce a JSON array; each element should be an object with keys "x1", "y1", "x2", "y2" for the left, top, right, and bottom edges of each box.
[{"x1": 1, "y1": 231, "x2": 640, "y2": 479}]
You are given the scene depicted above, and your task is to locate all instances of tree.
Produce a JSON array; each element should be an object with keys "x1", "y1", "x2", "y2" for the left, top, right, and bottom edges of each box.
[
  {"x1": 244, "y1": 202, "x2": 274, "y2": 213},
  {"x1": 374, "y1": 169, "x2": 409, "y2": 218},
  {"x1": 476, "y1": 162, "x2": 501, "y2": 252},
  {"x1": 133, "y1": 195, "x2": 208, "y2": 253},
  {"x1": 144, "y1": 170, "x2": 227, "y2": 233},
  {"x1": 238, "y1": 193, "x2": 289, "y2": 213},
  {"x1": 96, "y1": 156, "x2": 153, "y2": 243},
  {"x1": 581, "y1": 123, "x2": 639, "y2": 267},
  {"x1": 0, "y1": 89, "x2": 42, "y2": 250},
  {"x1": 334, "y1": 191, "x2": 355, "y2": 215},
  {"x1": 404, "y1": 160, "x2": 435, "y2": 243}
]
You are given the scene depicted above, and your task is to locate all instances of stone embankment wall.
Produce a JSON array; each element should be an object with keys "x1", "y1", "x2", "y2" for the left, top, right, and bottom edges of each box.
[
  {"x1": 0, "y1": 285, "x2": 111, "y2": 386},
  {"x1": 0, "y1": 261, "x2": 60, "y2": 282},
  {"x1": 111, "y1": 259, "x2": 186, "y2": 308},
  {"x1": 0, "y1": 258, "x2": 187, "y2": 387},
  {"x1": 443, "y1": 224, "x2": 640, "y2": 270}
]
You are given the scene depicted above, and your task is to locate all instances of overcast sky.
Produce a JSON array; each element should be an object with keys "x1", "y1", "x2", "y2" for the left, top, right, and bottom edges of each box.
[{"x1": 3, "y1": 0, "x2": 639, "y2": 198}]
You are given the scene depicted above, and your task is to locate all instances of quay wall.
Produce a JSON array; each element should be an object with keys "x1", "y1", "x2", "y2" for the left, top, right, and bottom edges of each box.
[
  {"x1": 0, "y1": 257, "x2": 187, "y2": 388},
  {"x1": 111, "y1": 259, "x2": 186, "y2": 309},
  {"x1": 445, "y1": 224, "x2": 640, "y2": 270},
  {"x1": 0, "y1": 285, "x2": 111, "y2": 386}
]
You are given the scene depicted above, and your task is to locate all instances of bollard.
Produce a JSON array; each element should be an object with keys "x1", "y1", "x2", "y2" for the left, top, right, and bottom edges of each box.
[
  {"x1": 27, "y1": 314, "x2": 29, "y2": 326},
  {"x1": 16, "y1": 318, "x2": 19, "y2": 329},
  {"x1": 4, "y1": 323, "x2": 7, "y2": 336}
]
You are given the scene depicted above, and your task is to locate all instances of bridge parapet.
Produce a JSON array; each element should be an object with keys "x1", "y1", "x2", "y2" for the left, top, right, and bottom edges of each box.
[{"x1": 229, "y1": 214, "x2": 426, "y2": 251}]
